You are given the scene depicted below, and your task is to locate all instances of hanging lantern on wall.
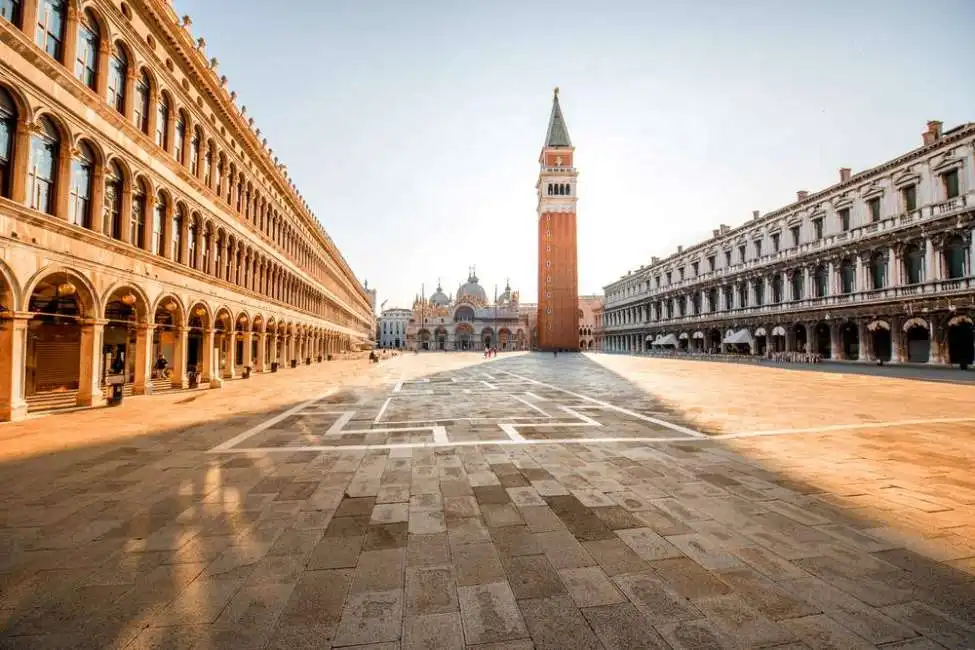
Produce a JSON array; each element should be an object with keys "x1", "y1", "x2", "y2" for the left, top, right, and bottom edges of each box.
[
  {"x1": 193, "y1": 306, "x2": 207, "y2": 317},
  {"x1": 120, "y1": 292, "x2": 137, "y2": 306},
  {"x1": 164, "y1": 300, "x2": 178, "y2": 312},
  {"x1": 56, "y1": 281, "x2": 77, "y2": 297}
]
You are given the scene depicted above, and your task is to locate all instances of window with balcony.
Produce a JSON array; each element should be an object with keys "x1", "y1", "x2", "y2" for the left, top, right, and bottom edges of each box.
[
  {"x1": 902, "y1": 184, "x2": 917, "y2": 213},
  {"x1": 942, "y1": 169, "x2": 959, "y2": 199},
  {"x1": 812, "y1": 218, "x2": 824, "y2": 240},
  {"x1": 814, "y1": 264, "x2": 828, "y2": 297},
  {"x1": 840, "y1": 259, "x2": 855, "y2": 293},
  {"x1": 790, "y1": 225, "x2": 801, "y2": 247},
  {"x1": 724, "y1": 287, "x2": 733, "y2": 310},
  {"x1": 870, "y1": 252, "x2": 887, "y2": 289},
  {"x1": 692, "y1": 293, "x2": 701, "y2": 314},
  {"x1": 692, "y1": 261, "x2": 699, "y2": 277},
  {"x1": 754, "y1": 239, "x2": 762, "y2": 258},
  {"x1": 708, "y1": 288, "x2": 718, "y2": 312},
  {"x1": 772, "y1": 275, "x2": 783, "y2": 303},
  {"x1": 678, "y1": 268, "x2": 685, "y2": 282},
  {"x1": 737, "y1": 284, "x2": 748, "y2": 308},
  {"x1": 665, "y1": 271, "x2": 672, "y2": 285},
  {"x1": 754, "y1": 280, "x2": 764, "y2": 306},
  {"x1": 737, "y1": 244, "x2": 746, "y2": 264},
  {"x1": 771, "y1": 233, "x2": 780, "y2": 252},
  {"x1": 707, "y1": 255, "x2": 715, "y2": 272},
  {"x1": 944, "y1": 235, "x2": 967, "y2": 279},
  {"x1": 724, "y1": 250, "x2": 731, "y2": 267},
  {"x1": 791, "y1": 271, "x2": 803, "y2": 301},
  {"x1": 867, "y1": 197, "x2": 881, "y2": 223},
  {"x1": 838, "y1": 208, "x2": 850, "y2": 232},
  {"x1": 903, "y1": 243, "x2": 923, "y2": 284},
  {"x1": 654, "y1": 275, "x2": 660, "y2": 288}
]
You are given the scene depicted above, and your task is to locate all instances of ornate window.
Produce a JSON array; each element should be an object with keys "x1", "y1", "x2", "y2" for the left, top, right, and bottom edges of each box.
[
  {"x1": 68, "y1": 141, "x2": 94, "y2": 228},
  {"x1": 187, "y1": 218, "x2": 197, "y2": 267},
  {"x1": 173, "y1": 113, "x2": 185, "y2": 164},
  {"x1": 107, "y1": 44, "x2": 127, "y2": 114},
  {"x1": 74, "y1": 10, "x2": 99, "y2": 89},
  {"x1": 214, "y1": 156, "x2": 223, "y2": 195},
  {"x1": 903, "y1": 243, "x2": 923, "y2": 285},
  {"x1": 944, "y1": 235, "x2": 967, "y2": 280},
  {"x1": 753, "y1": 279, "x2": 764, "y2": 306},
  {"x1": 772, "y1": 274, "x2": 783, "y2": 303},
  {"x1": 190, "y1": 127, "x2": 201, "y2": 176},
  {"x1": 791, "y1": 270, "x2": 803, "y2": 301},
  {"x1": 838, "y1": 208, "x2": 850, "y2": 231},
  {"x1": 870, "y1": 251, "x2": 887, "y2": 289},
  {"x1": 737, "y1": 283, "x2": 747, "y2": 308},
  {"x1": 103, "y1": 160, "x2": 123, "y2": 239},
  {"x1": 708, "y1": 288, "x2": 718, "y2": 312},
  {"x1": 813, "y1": 265, "x2": 828, "y2": 297},
  {"x1": 840, "y1": 259, "x2": 855, "y2": 294},
  {"x1": 1, "y1": 0, "x2": 23, "y2": 27},
  {"x1": 0, "y1": 87, "x2": 16, "y2": 199},
  {"x1": 902, "y1": 184, "x2": 917, "y2": 212},
  {"x1": 130, "y1": 180, "x2": 146, "y2": 247},
  {"x1": 35, "y1": 0, "x2": 65, "y2": 61},
  {"x1": 151, "y1": 192, "x2": 166, "y2": 255},
  {"x1": 134, "y1": 71, "x2": 150, "y2": 134},
  {"x1": 201, "y1": 227, "x2": 210, "y2": 271},
  {"x1": 942, "y1": 169, "x2": 960, "y2": 200},
  {"x1": 812, "y1": 218, "x2": 824, "y2": 240},
  {"x1": 203, "y1": 146, "x2": 212, "y2": 187},
  {"x1": 28, "y1": 116, "x2": 59, "y2": 214},
  {"x1": 155, "y1": 93, "x2": 169, "y2": 149}
]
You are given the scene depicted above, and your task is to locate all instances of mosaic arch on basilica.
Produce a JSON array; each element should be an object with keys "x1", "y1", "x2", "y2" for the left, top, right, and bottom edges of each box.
[
  {"x1": 406, "y1": 270, "x2": 529, "y2": 352},
  {"x1": 0, "y1": 0, "x2": 375, "y2": 421},
  {"x1": 603, "y1": 120, "x2": 975, "y2": 366}
]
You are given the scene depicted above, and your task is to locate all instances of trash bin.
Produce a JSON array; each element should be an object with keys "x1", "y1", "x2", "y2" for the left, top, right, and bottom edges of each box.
[
  {"x1": 290, "y1": 359, "x2": 297, "y2": 368},
  {"x1": 317, "y1": 355, "x2": 323, "y2": 363},
  {"x1": 105, "y1": 373, "x2": 125, "y2": 406},
  {"x1": 327, "y1": 354, "x2": 333, "y2": 361},
  {"x1": 305, "y1": 357, "x2": 311, "y2": 365},
  {"x1": 271, "y1": 361, "x2": 279, "y2": 373},
  {"x1": 242, "y1": 366, "x2": 251, "y2": 379}
]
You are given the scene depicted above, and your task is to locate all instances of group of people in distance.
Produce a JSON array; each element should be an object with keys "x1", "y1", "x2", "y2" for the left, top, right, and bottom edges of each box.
[{"x1": 484, "y1": 348, "x2": 498, "y2": 358}]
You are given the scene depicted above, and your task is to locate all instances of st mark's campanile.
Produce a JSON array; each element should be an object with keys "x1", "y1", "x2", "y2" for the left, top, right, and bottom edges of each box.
[{"x1": 536, "y1": 87, "x2": 579, "y2": 351}]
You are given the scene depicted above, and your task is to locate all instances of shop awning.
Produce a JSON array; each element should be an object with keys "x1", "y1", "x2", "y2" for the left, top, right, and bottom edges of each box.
[
  {"x1": 692, "y1": 331, "x2": 705, "y2": 339},
  {"x1": 721, "y1": 329, "x2": 755, "y2": 345},
  {"x1": 771, "y1": 325, "x2": 786, "y2": 336},
  {"x1": 652, "y1": 333, "x2": 680, "y2": 347}
]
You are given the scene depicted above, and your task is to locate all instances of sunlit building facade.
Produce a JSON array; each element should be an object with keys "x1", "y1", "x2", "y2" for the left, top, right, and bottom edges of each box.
[
  {"x1": 0, "y1": 0, "x2": 374, "y2": 420},
  {"x1": 603, "y1": 121, "x2": 975, "y2": 365}
]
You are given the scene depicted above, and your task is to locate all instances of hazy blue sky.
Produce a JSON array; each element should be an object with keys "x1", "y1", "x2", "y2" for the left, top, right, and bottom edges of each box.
[{"x1": 176, "y1": 0, "x2": 975, "y2": 310}]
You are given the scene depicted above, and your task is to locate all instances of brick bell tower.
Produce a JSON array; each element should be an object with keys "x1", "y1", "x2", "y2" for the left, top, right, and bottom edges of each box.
[{"x1": 536, "y1": 87, "x2": 579, "y2": 351}]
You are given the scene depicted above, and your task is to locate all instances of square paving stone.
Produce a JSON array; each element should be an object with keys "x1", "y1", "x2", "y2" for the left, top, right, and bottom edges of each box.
[
  {"x1": 517, "y1": 506, "x2": 565, "y2": 532},
  {"x1": 517, "y1": 594, "x2": 602, "y2": 650},
  {"x1": 779, "y1": 614, "x2": 876, "y2": 649},
  {"x1": 453, "y1": 542, "x2": 505, "y2": 587},
  {"x1": 616, "y1": 527, "x2": 685, "y2": 562},
  {"x1": 409, "y1": 510, "x2": 447, "y2": 535},
  {"x1": 558, "y1": 567, "x2": 626, "y2": 607},
  {"x1": 410, "y1": 493, "x2": 443, "y2": 512},
  {"x1": 582, "y1": 538, "x2": 652, "y2": 576},
  {"x1": 351, "y1": 548, "x2": 406, "y2": 594},
  {"x1": 405, "y1": 566, "x2": 459, "y2": 615},
  {"x1": 403, "y1": 611, "x2": 465, "y2": 650},
  {"x1": 370, "y1": 503, "x2": 410, "y2": 524},
  {"x1": 506, "y1": 487, "x2": 546, "y2": 507},
  {"x1": 307, "y1": 535, "x2": 363, "y2": 570},
  {"x1": 324, "y1": 515, "x2": 369, "y2": 538},
  {"x1": 880, "y1": 601, "x2": 975, "y2": 648},
  {"x1": 276, "y1": 568, "x2": 353, "y2": 626},
  {"x1": 457, "y1": 582, "x2": 529, "y2": 645},
  {"x1": 407, "y1": 533, "x2": 450, "y2": 567},
  {"x1": 694, "y1": 593, "x2": 796, "y2": 647},
  {"x1": 363, "y1": 523, "x2": 408, "y2": 551},
  {"x1": 582, "y1": 602, "x2": 672, "y2": 649},
  {"x1": 592, "y1": 506, "x2": 644, "y2": 530},
  {"x1": 490, "y1": 526, "x2": 542, "y2": 557},
  {"x1": 656, "y1": 617, "x2": 735, "y2": 650},
  {"x1": 481, "y1": 504, "x2": 525, "y2": 528},
  {"x1": 613, "y1": 571, "x2": 702, "y2": 625},
  {"x1": 474, "y1": 486, "x2": 512, "y2": 505},
  {"x1": 648, "y1": 557, "x2": 734, "y2": 600},
  {"x1": 714, "y1": 567, "x2": 821, "y2": 619},
  {"x1": 664, "y1": 533, "x2": 745, "y2": 570},
  {"x1": 534, "y1": 530, "x2": 596, "y2": 569},
  {"x1": 275, "y1": 482, "x2": 320, "y2": 502},
  {"x1": 502, "y1": 555, "x2": 566, "y2": 600},
  {"x1": 335, "y1": 497, "x2": 377, "y2": 518},
  {"x1": 447, "y1": 517, "x2": 491, "y2": 547},
  {"x1": 376, "y1": 485, "x2": 411, "y2": 504},
  {"x1": 332, "y1": 589, "x2": 403, "y2": 647},
  {"x1": 443, "y1": 496, "x2": 480, "y2": 520}
]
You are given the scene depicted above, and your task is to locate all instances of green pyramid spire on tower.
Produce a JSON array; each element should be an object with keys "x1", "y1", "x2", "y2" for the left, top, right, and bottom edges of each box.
[{"x1": 545, "y1": 87, "x2": 572, "y2": 148}]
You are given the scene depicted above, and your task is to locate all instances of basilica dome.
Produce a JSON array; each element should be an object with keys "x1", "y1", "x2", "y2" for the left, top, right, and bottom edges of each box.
[
  {"x1": 429, "y1": 282, "x2": 450, "y2": 306},
  {"x1": 457, "y1": 270, "x2": 487, "y2": 304}
]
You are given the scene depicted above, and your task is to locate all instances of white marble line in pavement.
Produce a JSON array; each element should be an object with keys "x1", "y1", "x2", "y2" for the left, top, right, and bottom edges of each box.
[
  {"x1": 325, "y1": 411, "x2": 356, "y2": 436},
  {"x1": 510, "y1": 394, "x2": 550, "y2": 416},
  {"x1": 207, "y1": 388, "x2": 337, "y2": 452},
  {"x1": 499, "y1": 370, "x2": 706, "y2": 438},
  {"x1": 374, "y1": 398, "x2": 392, "y2": 424}
]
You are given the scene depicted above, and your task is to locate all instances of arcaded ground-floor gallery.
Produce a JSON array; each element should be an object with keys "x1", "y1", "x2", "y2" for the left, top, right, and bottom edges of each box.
[{"x1": 0, "y1": 260, "x2": 360, "y2": 421}]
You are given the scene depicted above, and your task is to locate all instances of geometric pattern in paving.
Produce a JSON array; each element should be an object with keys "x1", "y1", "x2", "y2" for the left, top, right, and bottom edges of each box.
[{"x1": 2, "y1": 353, "x2": 974, "y2": 649}]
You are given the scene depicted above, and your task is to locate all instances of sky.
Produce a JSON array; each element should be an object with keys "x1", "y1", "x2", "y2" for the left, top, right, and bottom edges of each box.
[{"x1": 176, "y1": 0, "x2": 975, "y2": 311}]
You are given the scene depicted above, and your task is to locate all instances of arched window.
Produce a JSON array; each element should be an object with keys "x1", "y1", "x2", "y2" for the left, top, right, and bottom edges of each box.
[
  {"x1": 547, "y1": 183, "x2": 552, "y2": 195},
  {"x1": 214, "y1": 156, "x2": 223, "y2": 195},
  {"x1": 74, "y1": 10, "x2": 99, "y2": 89},
  {"x1": 106, "y1": 44, "x2": 127, "y2": 114},
  {"x1": 771, "y1": 275, "x2": 783, "y2": 303},
  {"x1": 130, "y1": 180, "x2": 146, "y2": 247},
  {"x1": 28, "y1": 116, "x2": 59, "y2": 214},
  {"x1": 870, "y1": 252, "x2": 887, "y2": 289},
  {"x1": 68, "y1": 141, "x2": 94, "y2": 228},
  {"x1": 187, "y1": 217, "x2": 197, "y2": 267},
  {"x1": 565, "y1": 184, "x2": 571, "y2": 196},
  {"x1": 903, "y1": 243, "x2": 923, "y2": 285},
  {"x1": 103, "y1": 160, "x2": 123, "y2": 239},
  {"x1": 134, "y1": 70, "x2": 150, "y2": 134},
  {"x1": 155, "y1": 93, "x2": 169, "y2": 149},
  {"x1": 235, "y1": 178, "x2": 243, "y2": 212},
  {"x1": 1, "y1": 0, "x2": 23, "y2": 27},
  {"x1": 0, "y1": 87, "x2": 16, "y2": 199},
  {"x1": 840, "y1": 259, "x2": 855, "y2": 294},
  {"x1": 171, "y1": 205, "x2": 184, "y2": 262},
  {"x1": 791, "y1": 270, "x2": 803, "y2": 301},
  {"x1": 173, "y1": 112, "x2": 185, "y2": 164},
  {"x1": 203, "y1": 146, "x2": 212, "y2": 187},
  {"x1": 35, "y1": 0, "x2": 65, "y2": 61},
  {"x1": 151, "y1": 192, "x2": 166, "y2": 255},
  {"x1": 708, "y1": 287, "x2": 718, "y2": 311},
  {"x1": 813, "y1": 265, "x2": 828, "y2": 298},
  {"x1": 944, "y1": 235, "x2": 967, "y2": 280},
  {"x1": 190, "y1": 127, "x2": 201, "y2": 176},
  {"x1": 201, "y1": 226, "x2": 210, "y2": 271}
]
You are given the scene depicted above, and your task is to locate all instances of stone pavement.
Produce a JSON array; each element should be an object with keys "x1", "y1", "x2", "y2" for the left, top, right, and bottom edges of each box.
[{"x1": 1, "y1": 352, "x2": 974, "y2": 649}]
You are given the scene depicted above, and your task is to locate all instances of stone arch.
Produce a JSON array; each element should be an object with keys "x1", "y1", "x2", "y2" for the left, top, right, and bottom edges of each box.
[
  {"x1": 252, "y1": 313, "x2": 266, "y2": 333},
  {"x1": 213, "y1": 305, "x2": 233, "y2": 330},
  {"x1": 902, "y1": 317, "x2": 928, "y2": 333},
  {"x1": 151, "y1": 292, "x2": 186, "y2": 326},
  {"x1": 0, "y1": 80, "x2": 31, "y2": 122},
  {"x1": 24, "y1": 267, "x2": 99, "y2": 319},
  {"x1": 187, "y1": 300, "x2": 212, "y2": 329},
  {"x1": 235, "y1": 309, "x2": 251, "y2": 332},
  {"x1": 0, "y1": 257, "x2": 23, "y2": 313},
  {"x1": 101, "y1": 281, "x2": 151, "y2": 323}
]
